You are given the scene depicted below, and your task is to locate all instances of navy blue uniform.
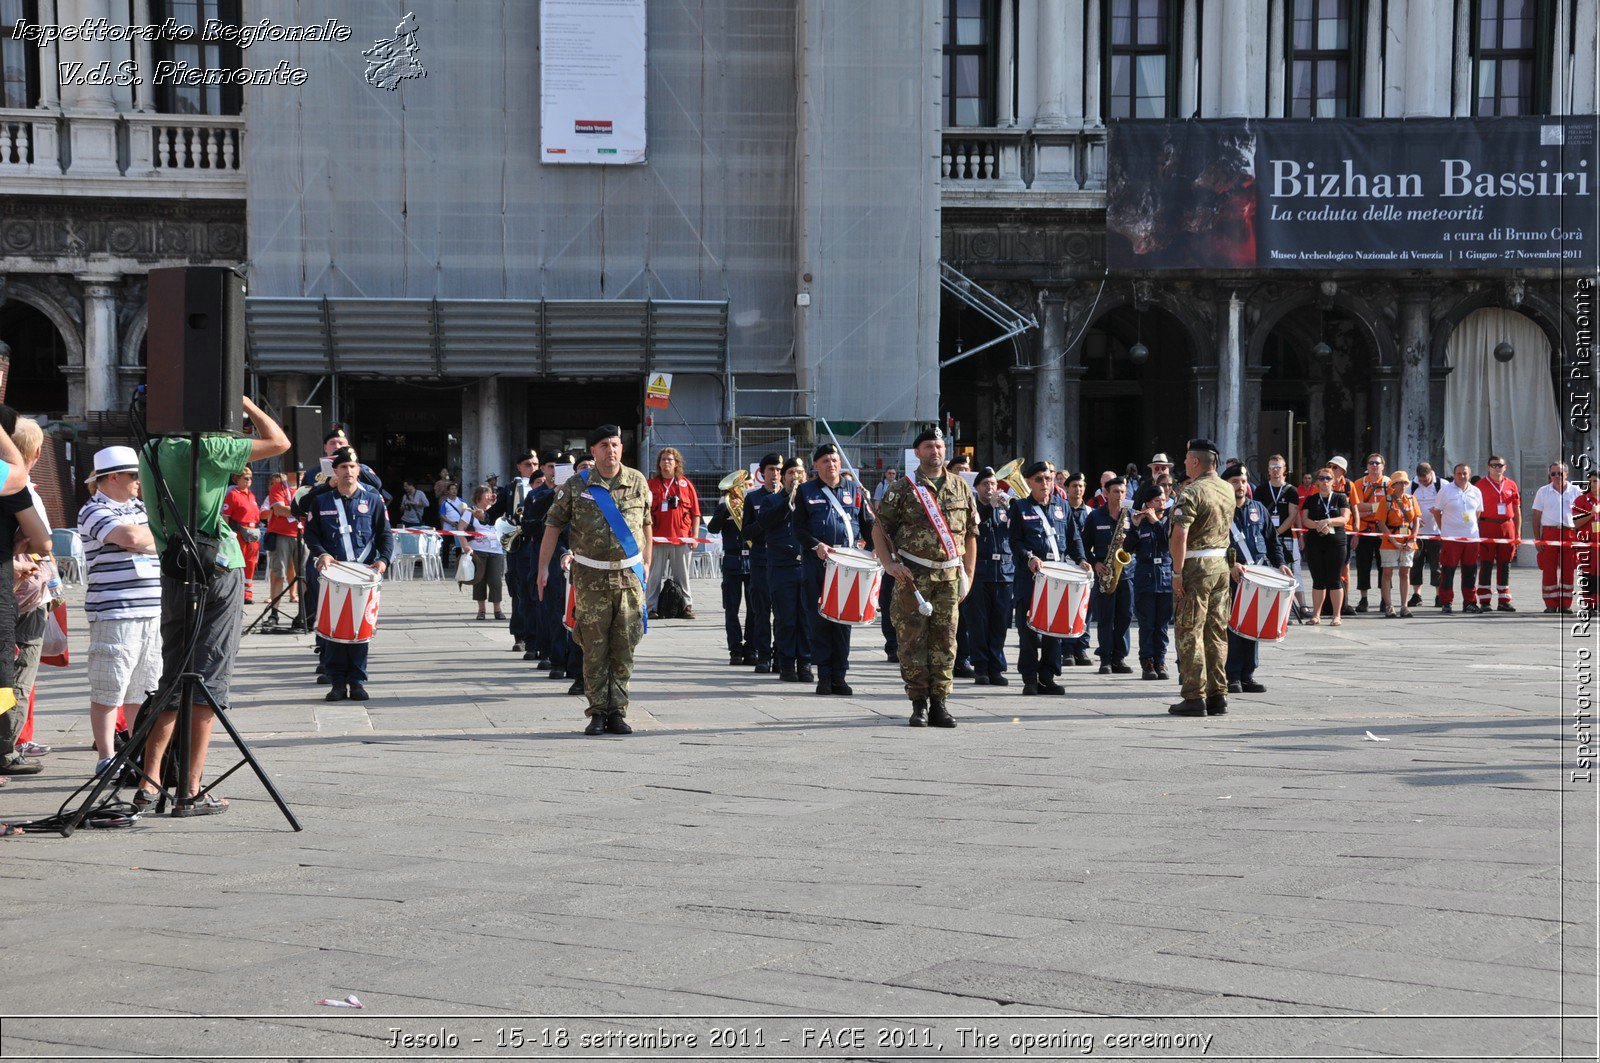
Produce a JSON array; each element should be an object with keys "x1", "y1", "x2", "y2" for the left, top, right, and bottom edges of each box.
[
  {"x1": 1009, "y1": 494, "x2": 1084, "y2": 682},
  {"x1": 751, "y1": 488, "x2": 811, "y2": 672},
  {"x1": 488, "y1": 477, "x2": 539, "y2": 652},
  {"x1": 527, "y1": 486, "x2": 581, "y2": 681},
  {"x1": 708, "y1": 498, "x2": 754, "y2": 658},
  {"x1": 1083, "y1": 506, "x2": 1134, "y2": 666},
  {"x1": 965, "y1": 498, "x2": 1015, "y2": 679},
  {"x1": 295, "y1": 473, "x2": 380, "y2": 672},
  {"x1": 792, "y1": 478, "x2": 872, "y2": 683},
  {"x1": 1227, "y1": 496, "x2": 1288, "y2": 684},
  {"x1": 1129, "y1": 511, "x2": 1174, "y2": 670},
  {"x1": 1062, "y1": 502, "x2": 1093, "y2": 662},
  {"x1": 742, "y1": 485, "x2": 781, "y2": 665},
  {"x1": 302, "y1": 484, "x2": 394, "y2": 686}
]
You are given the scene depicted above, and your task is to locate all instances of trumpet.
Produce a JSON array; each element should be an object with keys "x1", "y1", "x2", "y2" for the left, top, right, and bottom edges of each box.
[{"x1": 718, "y1": 469, "x2": 751, "y2": 530}]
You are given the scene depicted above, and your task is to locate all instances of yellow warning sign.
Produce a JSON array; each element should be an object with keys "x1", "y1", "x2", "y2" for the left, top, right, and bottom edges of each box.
[{"x1": 645, "y1": 372, "x2": 673, "y2": 408}]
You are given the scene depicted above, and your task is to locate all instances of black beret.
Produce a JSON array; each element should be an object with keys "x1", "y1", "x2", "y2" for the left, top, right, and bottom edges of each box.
[
  {"x1": 586, "y1": 424, "x2": 622, "y2": 448},
  {"x1": 1186, "y1": 438, "x2": 1219, "y2": 455},
  {"x1": 514, "y1": 449, "x2": 537, "y2": 464},
  {"x1": 1105, "y1": 476, "x2": 1125, "y2": 489},
  {"x1": 323, "y1": 428, "x2": 347, "y2": 444},
  {"x1": 329, "y1": 446, "x2": 359, "y2": 467},
  {"x1": 912, "y1": 426, "x2": 945, "y2": 448},
  {"x1": 974, "y1": 466, "x2": 995, "y2": 485},
  {"x1": 1065, "y1": 472, "x2": 1085, "y2": 485},
  {"x1": 1022, "y1": 460, "x2": 1051, "y2": 479},
  {"x1": 812, "y1": 442, "x2": 840, "y2": 463},
  {"x1": 529, "y1": 468, "x2": 546, "y2": 483},
  {"x1": 759, "y1": 452, "x2": 783, "y2": 470},
  {"x1": 1133, "y1": 484, "x2": 1162, "y2": 508},
  {"x1": 1222, "y1": 463, "x2": 1247, "y2": 481},
  {"x1": 781, "y1": 456, "x2": 803, "y2": 472}
]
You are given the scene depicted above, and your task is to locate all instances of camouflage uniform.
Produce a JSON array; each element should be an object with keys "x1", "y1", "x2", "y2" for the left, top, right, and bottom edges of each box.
[
  {"x1": 1170, "y1": 471, "x2": 1235, "y2": 700},
  {"x1": 546, "y1": 466, "x2": 652, "y2": 717},
  {"x1": 877, "y1": 472, "x2": 977, "y2": 699}
]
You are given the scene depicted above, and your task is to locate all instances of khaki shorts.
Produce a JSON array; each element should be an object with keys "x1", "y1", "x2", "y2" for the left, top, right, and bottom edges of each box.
[
  {"x1": 1380, "y1": 545, "x2": 1416, "y2": 569},
  {"x1": 88, "y1": 616, "x2": 163, "y2": 706},
  {"x1": 267, "y1": 533, "x2": 300, "y2": 579}
]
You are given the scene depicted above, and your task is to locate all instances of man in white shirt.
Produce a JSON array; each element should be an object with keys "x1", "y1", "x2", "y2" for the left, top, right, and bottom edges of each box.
[
  {"x1": 1430, "y1": 463, "x2": 1484, "y2": 614},
  {"x1": 1532, "y1": 461, "x2": 1583, "y2": 613},
  {"x1": 1408, "y1": 462, "x2": 1443, "y2": 607}
]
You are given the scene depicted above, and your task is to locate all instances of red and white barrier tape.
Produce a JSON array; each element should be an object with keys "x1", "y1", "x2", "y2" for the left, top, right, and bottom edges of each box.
[
  {"x1": 1290, "y1": 526, "x2": 1589, "y2": 548},
  {"x1": 652, "y1": 535, "x2": 716, "y2": 545}
]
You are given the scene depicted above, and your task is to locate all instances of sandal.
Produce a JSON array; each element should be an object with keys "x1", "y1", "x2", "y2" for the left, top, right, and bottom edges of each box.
[
  {"x1": 1399, "y1": 609, "x2": 1414, "y2": 618},
  {"x1": 1331, "y1": 618, "x2": 1343, "y2": 627},
  {"x1": 171, "y1": 793, "x2": 228, "y2": 817},
  {"x1": 132, "y1": 789, "x2": 160, "y2": 812}
]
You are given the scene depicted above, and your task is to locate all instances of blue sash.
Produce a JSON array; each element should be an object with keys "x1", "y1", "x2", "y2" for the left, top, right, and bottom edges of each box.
[{"x1": 579, "y1": 468, "x2": 648, "y2": 633}]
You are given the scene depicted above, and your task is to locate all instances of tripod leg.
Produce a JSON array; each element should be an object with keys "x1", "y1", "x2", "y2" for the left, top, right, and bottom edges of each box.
[
  {"x1": 60, "y1": 692, "x2": 168, "y2": 836},
  {"x1": 191, "y1": 678, "x2": 302, "y2": 831}
]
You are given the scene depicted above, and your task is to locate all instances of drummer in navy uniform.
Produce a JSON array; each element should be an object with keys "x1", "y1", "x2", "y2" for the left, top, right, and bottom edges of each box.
[
  {"x1": 742, "y1": 454, "x2": 783, "y2": 674},
  {"x1": 1224, "y1": 462, "x2": 1292, "y2": 695},
  {"x1": 966, "y1": 467, "x2": 1014, "y2": 686},
  {"x1": 1008, "y1": 460, "x2": 1089, "y2": 696},
  {"x1": 793, "y1": 442, "x2": 873, "y2": 696},
  {"x1": 751, "y1": 457, "x2": 813, "y2": 683},
  {"x1": 302, "y1": 446, "x2": 393, "y2": 703}
]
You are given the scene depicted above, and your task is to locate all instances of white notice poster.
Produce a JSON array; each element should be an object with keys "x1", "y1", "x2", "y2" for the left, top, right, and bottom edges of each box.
[{"x1": 540, "y1": 0, "x2": 648, "y2": 165}]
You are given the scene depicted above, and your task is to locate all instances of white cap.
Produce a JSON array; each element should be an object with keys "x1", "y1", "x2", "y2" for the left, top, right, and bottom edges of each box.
[{"x1": 87, "y1": 445, "x2": 140, "y2": 484}]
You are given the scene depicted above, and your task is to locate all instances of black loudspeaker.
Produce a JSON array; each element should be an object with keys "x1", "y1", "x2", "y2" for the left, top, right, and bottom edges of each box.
[
  {"x1": 290, "y1": 405, "x2": 325, "y2": 472},
  {"x1": 145, "y1": 266, "x2": 246, "y2": 436}
]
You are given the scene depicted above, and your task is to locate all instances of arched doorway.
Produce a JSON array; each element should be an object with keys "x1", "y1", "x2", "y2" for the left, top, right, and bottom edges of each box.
[
  {"x1": 1078, "y1": 306, "x2": 1193, "y2": 478},
  {"x1": 1259, "y1": 305, "x2": 1378, "y2": 477},
  {"x1": 1442, "y1": 307, "x2": 1561, "y2": 508},
  {"x1": 0, "y1": 299, "x2": 69, "y2": 416},
  {"x1": 939, "y1": 286, "x2": 1025, "y2": 464}
]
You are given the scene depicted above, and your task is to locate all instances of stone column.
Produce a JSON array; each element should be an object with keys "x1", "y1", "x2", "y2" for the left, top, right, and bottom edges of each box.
[
  {"x1": 1452, "y1": 0, "x2": 1471, "y2": 115},
  {"x1": 997, "y1": 0, "x2": 1016, "y2": 126},
  {"x1": 1011, "y1": 364, "x2": 1035, "y2": 457},
  {"x1": 1033, "y1": 291, "x2": 1067, "y2": 464},
  {"x1": 37, "y1": 0, "x2": 59, "y2": 109},
  {"x1": 1034, "y1": 0, "x2": 1071, "y2": 127},
  {"x1": 1306, "y1": 381, "x2": 1326, "y2": 468},
  {"x1": 1242, "y1": 367, "x2": 1265, "y2": 466},
  {"x1": 1216, "y1": 0, "x2": 1250, "y2": 118},
  {"x1": 460, "y1": 386, "x2": 482, "y2": 488},
  {"x1": 133, "y1": 0, "x2": 157, "y2": 111},
  {"x1": 60, "y1": 0, "x2": 120, "y2": 175},
  {"x1": 80, "y1": 276, "x2": 118, "y2": 415},
  {"x1": 1395, "y1": 289, "x2": 1433, "y2": 476},
  {"x1": 1266, "y1": 0, "x2": 1285, "y2": 116},
  {"x1": 1178, "y1": 0, "x2": 1198, "y2": 118},
  {"x1": 1215, "y1": 290, "x2": 1244, "y2": 461},
  {"x1": 477, "y1": 377, "x2": 505, "y2": 484},
  {"x1": 1575, "y1": 0, "x2": 1599, "y2": 114},
  {"x1": 1403, "y1": 0, "x2": 1440, "y2": 117},
  {"x1": 1083, "y1": 0, "x2": 1101, "y2": 124},
  {"x1": 1373, "y1": 366, "x2": 1402, "y2": 465}
]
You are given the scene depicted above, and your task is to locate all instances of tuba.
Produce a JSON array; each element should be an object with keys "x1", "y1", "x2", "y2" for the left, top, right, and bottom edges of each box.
[
  {"x1": 994, "y1": 458, "x2": 1028, "y2": 500},
  {"x1": 719, "y1": 469, "x2": 751, "y2": 529},
  {"x1": 1100, "y1": 507, "x2": 1132, "y2": 593}
]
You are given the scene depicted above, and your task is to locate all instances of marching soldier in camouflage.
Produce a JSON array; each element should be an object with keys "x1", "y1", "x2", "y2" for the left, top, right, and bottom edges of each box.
[
  {"x1": 539, "y1": 424, "x2": 653, "y2": 736},
  {"x1": 872, "y1": 427, "x2": 978, "y2": 728},
  {"x1": 1168, "y1": 438, "x2": 1235, "y2": 717}
]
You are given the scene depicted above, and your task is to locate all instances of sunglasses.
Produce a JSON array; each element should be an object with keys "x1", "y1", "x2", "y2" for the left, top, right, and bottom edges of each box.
[
  {"x1": 1316, "y1": 475, "x2": 1333, "y2": 481},
  {"x1": 1489, "y1": 462, "x2": 1506, "y2": 468}
]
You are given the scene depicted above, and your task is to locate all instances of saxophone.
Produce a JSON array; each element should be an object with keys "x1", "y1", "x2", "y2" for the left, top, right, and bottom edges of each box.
[{"x1": 1100, "y1": 507, "x2": 1132, "y2": 593}]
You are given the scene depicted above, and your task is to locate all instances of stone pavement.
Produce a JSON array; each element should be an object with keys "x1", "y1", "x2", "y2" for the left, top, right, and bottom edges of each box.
[{"x1": 0, "y1": 568, "x2": 1593, "y2": 1061}]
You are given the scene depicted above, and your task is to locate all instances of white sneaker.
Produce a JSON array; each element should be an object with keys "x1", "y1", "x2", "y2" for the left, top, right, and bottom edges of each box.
[{"x1": 17, "y1": 741, "x2": 49, "y2": 757}]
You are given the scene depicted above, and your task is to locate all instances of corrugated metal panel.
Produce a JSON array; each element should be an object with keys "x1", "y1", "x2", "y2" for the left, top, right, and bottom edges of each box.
[
  {"x1": 328, "y1": 299, "x2": 436, "y2": 375},
  {"x1": 246, "y1": 298, "x2": 328, "y2": 373},
  {"x1": 438, "y1": 300, "x2": 542, "y2": 375},
  {"x1": 648, "y1": 301, "x2": 727, "y2": 374},
  {"x1": 544, "y1": 300, "x2": 648, "y2": 377}
]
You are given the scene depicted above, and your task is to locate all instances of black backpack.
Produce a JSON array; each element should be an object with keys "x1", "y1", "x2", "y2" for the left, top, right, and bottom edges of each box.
[{"x1": 657, "y1": 578, "x2": 689, "y2": 619}]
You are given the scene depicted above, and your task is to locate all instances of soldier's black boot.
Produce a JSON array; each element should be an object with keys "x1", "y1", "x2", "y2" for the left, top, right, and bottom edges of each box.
[
  {"x1": 831, "y1": 679, "x2": 854, "y2": 696},
  {"x1": 729, "y1": 652, "x2": 744, "y2": 666},
  {"x1": 605, "y1": 712, "x2": 633, "y2": 735},
  {"x1": 988, "y1": 673, "x2": 1009, "y2": 687},
  {"x1": 567, "y1": 677, "x2": 585, "y2": 696},
  {"x1": 909, "y1": 698, "x2": 927, "y2": 727},
  {"x1": 952, "y1": 662, "x2": 976, "y2": 679},
  {"x1": 797, "y1": 664, "x2": 815, "y2": 683},
  {"x1": 1021, "y1": 678, "x2": 1039, "y2": 696},
  {"x1": 549, "y1": 669, "x2": 566, "y2": 680},
  {"x1": 754, "y1": 659, "x2": 773, "y2": 674},
  {"x1": 1111, "y1": 660, "x2": 1134, "y2": 674},
  {"x1": 780, "y1": 665, "x2": 800, "y2": 682},
  {"x1": 1228, "y1": 680, "x2": 1243, "y2": 694},
  {"x1": 1206, "y1": 694, "x2": 1229, "y2": 715},
  {"x1": 815, "y1": 678, "x2": 832, "y2": 695},
  {"x1": 928, "y1": 698, "x2": 957, "y2": 728},
  {"x1": 1141, "y1": 658, "x2": 1157, "y2": 680},
  {"x1": 1168, "y1": 698, "x2": 1206, "y2": 716},
  {"x1": 584, "y1": 713, "x2": 607, "y2": 735},
  {"x1": 1038, "y1": 676, "x2": 1065, "y2": 696}
]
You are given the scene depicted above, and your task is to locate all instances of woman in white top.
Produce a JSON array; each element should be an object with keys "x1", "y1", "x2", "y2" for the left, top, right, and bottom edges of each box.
[{"x1": 460, "y1": 485, "x2": 505, "y2": 621}]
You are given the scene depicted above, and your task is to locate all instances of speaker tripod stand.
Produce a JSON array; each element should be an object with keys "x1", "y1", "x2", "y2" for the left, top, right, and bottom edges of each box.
[{"x1": 244, "y1": 565, "x2": 309, "y2": 636}]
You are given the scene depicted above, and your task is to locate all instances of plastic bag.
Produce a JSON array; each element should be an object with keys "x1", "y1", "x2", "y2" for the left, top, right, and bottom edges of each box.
[{"x1": 454, "y1": 552, "x2": 476, "y2": 585}]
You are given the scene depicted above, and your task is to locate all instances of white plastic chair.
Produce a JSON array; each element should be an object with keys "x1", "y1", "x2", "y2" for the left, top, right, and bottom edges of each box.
[
  {"x1": 420, "y1": 531, "x2": 444, "y2": 580},
  {"x1": 51, "y1": 528, "x2": 86, "y2": 584},
  {"x1": 391, "y1": 532, "x2": 424, "y2": 581}
]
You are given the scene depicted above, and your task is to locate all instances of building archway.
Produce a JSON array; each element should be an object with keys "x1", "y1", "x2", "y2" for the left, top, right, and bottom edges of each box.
[
  {"x1": 939, "y1": 284, "x2": 1027, "y2": 464},
  {"x1": 0, "y1": 298, "x2": 71, "y2": 416},
  {"x1": 1077, "y1": 304, "x2": 1195, "y2": 478},
  {"x1": 1256, "y1": 304, "x2": 1383, "y2": 477}
]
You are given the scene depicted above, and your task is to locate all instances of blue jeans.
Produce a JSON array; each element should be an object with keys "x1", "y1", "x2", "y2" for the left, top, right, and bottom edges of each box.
[{"x1": 1135, "y1": 590, "x2": 1173, "y2": 666}]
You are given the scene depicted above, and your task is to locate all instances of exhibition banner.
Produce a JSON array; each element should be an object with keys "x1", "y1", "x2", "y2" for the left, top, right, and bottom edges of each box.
[
  {"x1": 540, "y1": 0, "x2": 647, "y2": 165},
  {"x1": 1106, "y1": 117, "x2": 1598, "y2": 270}
]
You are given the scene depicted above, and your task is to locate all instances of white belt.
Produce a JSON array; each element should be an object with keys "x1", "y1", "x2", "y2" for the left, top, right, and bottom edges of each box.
[
  {"x1": 572, "y1": 552, "x2": 642, "y2": 571},
  {"x1": 900, "y1": 550, "x2": 961, "y2": 570},
  {"x1": 1187, "y1": 548, "x2": 1227, "y2": 559}
]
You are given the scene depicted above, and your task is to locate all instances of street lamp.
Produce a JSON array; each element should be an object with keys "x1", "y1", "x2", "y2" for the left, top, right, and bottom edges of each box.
[{"x1": 1493, "y1": 341, "x2": 1515, "y2": 363}]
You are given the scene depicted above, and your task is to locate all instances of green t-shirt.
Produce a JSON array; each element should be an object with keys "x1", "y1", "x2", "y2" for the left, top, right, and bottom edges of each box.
[{"x1": 140, "y1": 435, "x2": 254, "y2": 569}]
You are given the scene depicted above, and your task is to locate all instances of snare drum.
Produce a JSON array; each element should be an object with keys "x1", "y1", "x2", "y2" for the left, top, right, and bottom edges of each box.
[
  {"x1": 1027, "y1": 561, "x2": 1093, "y2": 638},
  {"x1": 1229, "y1": 565, "x2": 1298, "y2": 642},
  {"x1": 316, "y1": 561, "x2": 382, "y2": 644},
  {"x1": 819, "y1": 547, "x2": 883, "y2": 626}
]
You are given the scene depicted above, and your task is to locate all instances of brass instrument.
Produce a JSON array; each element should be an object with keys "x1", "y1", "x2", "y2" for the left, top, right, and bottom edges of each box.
[
  {"x1": 719, "y1": 469, "x2": 751, "y2": 530},
  {"x1": 994, "y1": 458, "x2": 1028, "y2": 499},
  {"x1": 1100, "y1": 506, "x2": 1132, "y2": 593}
]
